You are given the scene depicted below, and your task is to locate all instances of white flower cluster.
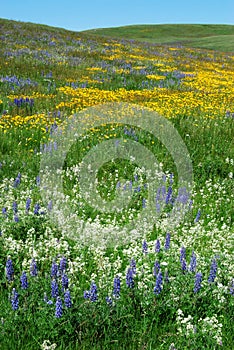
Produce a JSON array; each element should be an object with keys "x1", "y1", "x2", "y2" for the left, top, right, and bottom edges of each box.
[
  {"x1": 198, "y1": 315, "x2": 223, "y2": 346},
  {"x1": 40, "y1": 340, "x2": 57, "y2": 350},
  {"x1": 176, "y1": 309, "x2": 223, "y2": 346},
  {"x1": 176, "y1": 309, "x2": 195, "y2": 336}
]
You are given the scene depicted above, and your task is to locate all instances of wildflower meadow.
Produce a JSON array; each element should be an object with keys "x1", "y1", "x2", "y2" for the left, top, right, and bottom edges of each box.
[{"x1": 0, "y1": 19, "x2": 234, "y2": 349}]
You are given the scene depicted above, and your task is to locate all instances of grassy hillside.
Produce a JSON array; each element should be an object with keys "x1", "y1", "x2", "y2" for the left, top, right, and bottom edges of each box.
[
  {"x1": 0, "y1": 18, "x2": 234, "y2": 349},
  {"x1": 1, "y1": 19, "x2": 234, "y2": 52},
  {"x1": 83, "y1": 24, "x2": 234, "y2": 52}
]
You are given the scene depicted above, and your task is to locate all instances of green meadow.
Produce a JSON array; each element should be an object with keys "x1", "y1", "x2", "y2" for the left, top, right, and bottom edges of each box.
[
  {"x1": 0, "y1": 19, "x2": 234, "y2": 349},
  {"x1": 83, "y1": 24, "x2": 234, "y2": 51}
]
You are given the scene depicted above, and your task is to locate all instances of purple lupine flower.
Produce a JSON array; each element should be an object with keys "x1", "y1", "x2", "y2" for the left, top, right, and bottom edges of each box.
[
  {"x1": 51, "y1": 279, "x2": 59, "y2": 298},
  {"x1": 155, "y1": 239, "x2": 160, "y2": 253},
  {"x1": 6, "y1": 257, "x2": 14, "y2": 282},
  {"x1": 12, "y1": 201, "x2": 18, "y2": 214},
  {"x1": 153, "y1": 261, "x2": 160, "y2": 277},
  {"x1": 51, "y1": 259, "x2": 58, "y2": 278},
  {"x1": 61, "y1": 273, "x2": 69, "y2": 290},
  {"x1": 164, "y1": 232, "x2": 171, "y2": 250},
  {"x1": 180, "y1": 247, "x2": 186, "y2": 263},
  {"x1": 83, "y1": 290, "x2": 90, "y2": 299},
  {"x1": 30, "y1": 258, "x2": 38, "y2": 276},
  {"x1": 64, "y1": 289, "x2": 72, "y2": 308},
  {"x1": 25, "y1": 198, "x2": 31, "y2": 213},
  {"x1": 34, "y1": 203, "x2": 40, "y2": 215},
  {"x1": 55, "y1": 296, "x2": 63, "y2": 318},
  {"x1": 90, "y1": 282, "x2": 98, "y2": 302},
  {"x1": 11, "y1": 288, "x2": 19, "y2": 310},
  {"x1": 208, "y1": 258, "x2": 217, "y2": 283},
  {"x1": 130, "y1": 259, "x2": 136, "y2": 275},
  {"x1": 20, "y1": 271, "x2": 28, "y2": 289},
  {"x1": 126, "y1": 268, "x2": 134, "y2": 288},
  {"x1": 106, "y1": 296, "x2": 112, "y2": 306},
  {"x1": 14, "y1": 214, "x2": 19, "y2": 223},
  {"x1": 113, "y1": 276, "x2": 121, "y2": 298},
  {"x1": 180, "y1": 247, "x2": 187, "y2": 271},
  {"x1": 189, "y1": 251, "x2": 197, "y2": 272},
  {"x1": 142, "y1": 198, "x2": 146, "y2": 208},
  {"x1": 59, "y1": 256, "x2": 67, "y2": 273},
  {"x1": 194, "y1": 209, "x2": 201, "y2": 223},
  {"x1": 154, "y1": 271, "x2": 163, "y2": 295},
  {"x1": 165, "y1": 186, "x2": 173, "y2": 204},
  {"x1": 2, "y1": 207, "x2": 7, "y2": 217},
  {"x1": 142, "y1": 240, "x2": 148, "y2": 254},
  {"x1": 13, "y1": 174, "x2": 21, "y2": 188},
  {"x1": 194, "y1": 272, "x2": 202, "y2": 293},
  {"x1": 181, "y1": 258, "x2": 187, "y2": 272}
]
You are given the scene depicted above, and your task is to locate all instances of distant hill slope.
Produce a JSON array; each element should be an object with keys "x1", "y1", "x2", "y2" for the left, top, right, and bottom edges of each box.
[
  {"x1": 0, "y1": 19, "x2": 233, "y2": 52},
  {"x1": 82, "y1": 24, "x2": 234, "y2": 52}
]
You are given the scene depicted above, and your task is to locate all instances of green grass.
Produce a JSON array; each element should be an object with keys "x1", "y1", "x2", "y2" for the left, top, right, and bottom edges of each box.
[{"x1": 83, "y1": 24, "x2": 234, "y2": 52}]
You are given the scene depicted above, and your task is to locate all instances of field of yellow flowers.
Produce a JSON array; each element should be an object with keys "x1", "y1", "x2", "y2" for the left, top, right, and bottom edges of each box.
[{"x1": 0, "y1": 19, "x2": 234, "y2": 350}]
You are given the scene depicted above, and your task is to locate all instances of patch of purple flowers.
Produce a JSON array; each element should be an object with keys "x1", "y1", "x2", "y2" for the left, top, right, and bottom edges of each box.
[
  {"x1": 11, "y1": 288, "x2": 19, "y2": 310},
  {"x1": 20, "y1": 271, "x2": 28, "y2": 289},
  {"x1": 208, "y1": 258, "x2": 217, "y2": 283},
  {"x1": 6, "y1": 257, "x2": 14, "y2": 282},
  {"x1": 194, "y1": 272, "x2": 202, "y2": 293},
  {"x1": 154, "y1": 271, "x2": 163, "y2": 295}
]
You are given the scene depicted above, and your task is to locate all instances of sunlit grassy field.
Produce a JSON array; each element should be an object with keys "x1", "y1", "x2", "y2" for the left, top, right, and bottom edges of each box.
[
  {"x1": 83, "y1": 24, "x2": 234, "y2": 52},
  {"x1": 0, "y1": 18, "x2": 234, "y2": 349}
]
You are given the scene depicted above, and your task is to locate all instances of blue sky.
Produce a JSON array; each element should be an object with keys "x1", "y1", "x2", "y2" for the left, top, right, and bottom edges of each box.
[{"x1": 1, "y1": 0, "x2": 233, "y2": 31}]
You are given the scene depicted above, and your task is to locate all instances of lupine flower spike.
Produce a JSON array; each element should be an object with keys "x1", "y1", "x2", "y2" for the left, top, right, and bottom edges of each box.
[
  {"x1": 64, "y1": 290, "x2": 72, "y2": 308},
  {"x1": 165, "y1": 232, "x2": 171, "y2": 250},
  {"x1": 155, "y1": 239, "x2": 160, "y2": 253},
  {"x1": 6, "y1": 257, "x2": 14, "y2": 282},
  {"x1": 20, "y1": 271, "x2": 28, "y2": 289},
  {"x1": 55, "y1": 296, "x2": 63, "y2": 318},
  {"x1": 142, "y1": 240, "x2": 148, "y2": 254},
  {"x1": 11, "y1": 288, "x2": 19, "y2": 311},
  {"x1": 126, "y1": 268, "x2": 134, "y2": 288},
  {"x1": 30, "y1": 258, "x2": 38, "y2": 277},
  {"x1": 154, "y1": 271, "x2": 163, "y2": 295},
  {"x1": 194, "y1": 272, "x2": 202, "y2": 293},
  {"x1": 113, "y1": 276, "x2": 121, "y2": 298},
  {"x1": 208, "y1": 258, "x2": 217, "y2": 283}
]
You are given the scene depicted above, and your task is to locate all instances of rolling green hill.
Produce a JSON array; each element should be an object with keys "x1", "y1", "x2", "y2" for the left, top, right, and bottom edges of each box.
[
  {"x1": 82, "y1": 24, "x2": 234, "y2": 52},
  {"x1": 1, "y1": 19, "x2": 234, "y2": 52}
]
